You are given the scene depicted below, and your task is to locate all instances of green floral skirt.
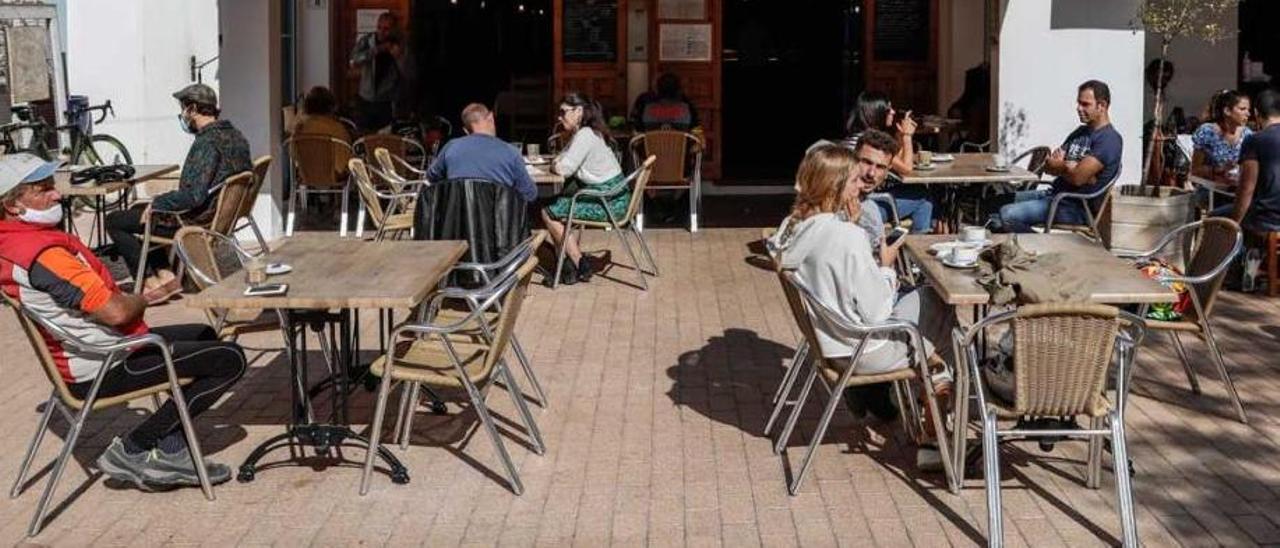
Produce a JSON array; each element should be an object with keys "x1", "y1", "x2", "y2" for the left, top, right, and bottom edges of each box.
[{"x1": 544, "y1": 174, "x2": 630, "y2": 223}]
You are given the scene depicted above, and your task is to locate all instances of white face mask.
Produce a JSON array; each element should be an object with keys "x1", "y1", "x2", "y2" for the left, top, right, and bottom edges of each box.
[{"x1": 19, "y1": 204, "x2": 64, "y2": 226}]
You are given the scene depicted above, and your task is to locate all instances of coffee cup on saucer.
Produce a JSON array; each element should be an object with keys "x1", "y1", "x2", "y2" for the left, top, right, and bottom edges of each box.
[
  {"x1": 960, "y1": 225, "x2": 987, "y2": 244},
  {"x1": 992, "y1": 154, "x2": 1010, "y2": 170},
  {"x1": 950, "y1": 246, "x2": 980, "y2": 265}
]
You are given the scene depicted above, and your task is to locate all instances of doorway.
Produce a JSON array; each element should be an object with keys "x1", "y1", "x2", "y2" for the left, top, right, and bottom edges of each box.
[
  {"x1": 721, "y1": 0, "x2": 863, "y2": 182},
  {"x1": 408, "y1": 0, "x2": 553, "y2": 137}
]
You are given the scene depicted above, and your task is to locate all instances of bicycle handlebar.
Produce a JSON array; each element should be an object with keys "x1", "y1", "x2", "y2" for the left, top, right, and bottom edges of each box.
[{"x1": 73, "y1": 100, "x2": 114, "y2": 125}]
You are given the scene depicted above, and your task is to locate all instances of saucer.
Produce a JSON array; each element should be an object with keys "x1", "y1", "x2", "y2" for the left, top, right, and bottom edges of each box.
[
  {"x1": 985, "y1": 165, "x2": 1012, "y2": 173},
  {"x1": 265, "y1": 263, "x2": 292, "y2": 275},
  {"x1": 941, "y1": 257, "x2": 979, "y2": 269},
  {"x1": 914, "y1": 163, "x2": 937, "y2": 171},
  {"x1": 932, "y1": 154, "x2": 955, "y2": 162},
  {"x1": 523, "y1": 156, "x2": 551, "y2": 166}
]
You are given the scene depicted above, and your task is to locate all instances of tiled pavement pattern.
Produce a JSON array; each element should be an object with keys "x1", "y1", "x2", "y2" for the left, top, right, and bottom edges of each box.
[{"x1": 3, "y1": 227, "x2": 1280, "y2": 546}]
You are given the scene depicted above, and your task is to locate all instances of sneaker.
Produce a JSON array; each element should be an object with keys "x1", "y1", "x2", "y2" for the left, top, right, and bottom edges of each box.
[
  {"x1": 144, "y1": 445, "x2": 233, "y2": 487},
  {"x1": 96, "y1": 437, "x2": 155, "y2": 491},
  {"x1": 558, "y1": 259, "x2": 579, "y2": 286},
  {"x1": 576, "y1": 256, "x2": 594, "y2": 282}
]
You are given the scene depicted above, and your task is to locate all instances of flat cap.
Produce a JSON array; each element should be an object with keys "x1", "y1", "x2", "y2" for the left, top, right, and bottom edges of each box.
[{"x1": 172, "y1": 83, "x2": 218, "y2": 107}]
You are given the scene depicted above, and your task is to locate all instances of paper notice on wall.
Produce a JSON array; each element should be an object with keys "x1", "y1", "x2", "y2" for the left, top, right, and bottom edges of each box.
[
  {"x1": 5, "y1": 26, "x2": 51, "y2": 104},
  {"x1": 658, "y1": 0, "x2": 705, "y2": 20},
  {"x1": 357, "y1": 9, "x2": 388, "y2": 36},
  {"x1": 659, "y1": 24, "x2": 711, "y2": 62}
]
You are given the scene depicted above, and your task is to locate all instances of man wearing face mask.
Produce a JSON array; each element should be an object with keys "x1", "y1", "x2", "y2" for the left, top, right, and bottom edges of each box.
[
  {"x1": 0, "y1": 153, "x2": 247, "y2": 490},
  {"x1": 105, "y1": 83, "x2": 251, "y2": 303}
]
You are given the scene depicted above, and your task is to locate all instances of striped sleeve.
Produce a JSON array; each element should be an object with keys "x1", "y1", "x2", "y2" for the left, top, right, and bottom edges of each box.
[{"x1": 28, "y1": 248, "x2": 113, "y2": 313}]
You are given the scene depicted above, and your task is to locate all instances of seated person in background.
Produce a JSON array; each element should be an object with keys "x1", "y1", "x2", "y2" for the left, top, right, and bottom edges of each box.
[
  {"x1": 424, "y1": 103, "x2": 536, "y2": 202},
  {"x1": 0, "y1": 153, "x2": 246, "y2": 490},
  {"x1": 291, "y1": 85, "x2": 353, "y2": 179},
  {"x1": 991, "y1": 80, "x2": 1122, "y2": 233},
  {"x1": 1230, "y1": 90, "x2": 1280, "y2": 233},
  {"x1": 768, "y1": 142, "x2": 954, "y2": 456},
  {"x1": 846, "y1": 91, "x2": 934, "y2": 234},
  {"x1": 105, "y1": 84, "x2": 251, "y2": 303},
  {"x1": 1192, "y1": 89, "x2": 1253, "y2": 215},
  {"x1": 542, "y1": 93, "x2": 626, "y2": 286},
  {"x1": 806, "y1": 129, "x2": 901, "y2": 249},
  {"x1": 629, "y1": 72, "x2": 700, "y2": 132}
]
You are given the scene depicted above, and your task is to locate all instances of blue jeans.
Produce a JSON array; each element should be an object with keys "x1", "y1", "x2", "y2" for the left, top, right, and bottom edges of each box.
[
  {"x1": 876, "y1": 185, "x2": 935, "y2": 234},
  {"x1": 993, "y1": 189, "x2": 1088, "y2": 233}
]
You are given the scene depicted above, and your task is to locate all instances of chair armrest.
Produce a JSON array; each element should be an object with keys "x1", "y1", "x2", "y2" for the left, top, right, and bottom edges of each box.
[{"x1": 573, "y1": 182, "x2": 630, "y2": 199}]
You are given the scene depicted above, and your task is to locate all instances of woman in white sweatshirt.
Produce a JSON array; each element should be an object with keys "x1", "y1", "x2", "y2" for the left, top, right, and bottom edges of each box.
[{"x1": 769, "y1": 139, "x2": 954, "y2": 419}]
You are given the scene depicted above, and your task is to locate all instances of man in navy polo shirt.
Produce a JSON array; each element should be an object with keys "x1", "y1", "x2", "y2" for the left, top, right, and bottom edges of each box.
[
  {"x1": 992, "y1": 80, "x2": 1123, "y2": 233},
  {"x1": 425, "y1": 103, "x2": 537, "y2": 202}
]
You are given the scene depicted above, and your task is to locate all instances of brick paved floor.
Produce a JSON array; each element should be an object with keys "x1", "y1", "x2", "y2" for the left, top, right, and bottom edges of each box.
[{"x1": 3, "y1": 227, "x2": 1280, "y2": 546}]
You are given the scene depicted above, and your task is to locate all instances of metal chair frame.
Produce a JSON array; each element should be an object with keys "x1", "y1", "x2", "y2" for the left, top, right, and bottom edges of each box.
[
  {"x1": 348, "y1": 158, "x2": 430, "y2": 242},
  {"x1": 552, "y1": 156, "x2": 659, "y2": 290},
  {"x1": 391, "y1": 236, "x2": 549, "y2": 449},
  {"x1": 360, "y1": 259, "x2": 545, "y2": 495},
  {"x1": 230, "y1": 155, "x2": 273, "y2": 252},
  {"x1": 132, "y1": 170, "x2": 254, "y2": 294},
  {"x1": 1116, "y1": 218, "x2": 1246, "y2": 422},
  {"x1": 950, "y1": 305, "x2": 1146, "y2": 547},
  {"x1": 284, "y1": 135, "x2": 356, "y2": 237},
  {"x1": 2, "y1": 294, "x2": 215, "y2": 537},
  {"x1": 773, "y1": 271, "x2": 957, "y2": 496},
  {"x1": 628, "y1": 131, "x2": 704, "y2": 232},
  {"x1": 354, "y1": 134, "x2": 426, "y2": 172},
  {"x1": 1042, "y1": 172, "x2": 1120, "y2": 240}
]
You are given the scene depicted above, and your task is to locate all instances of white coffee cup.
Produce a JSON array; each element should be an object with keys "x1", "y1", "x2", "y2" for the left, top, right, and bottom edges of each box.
[
  {"x1": 951, "y1": 246, "x2": 980, "y2": 265},
  {"x1": 961, "y1": 225, "x2": 987, "y2": 243},
  {"x1": 993, "y1": 154, "x2": 1009, "y2": 169}
]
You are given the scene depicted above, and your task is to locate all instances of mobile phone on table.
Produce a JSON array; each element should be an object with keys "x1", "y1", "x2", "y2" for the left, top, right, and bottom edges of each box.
[
  {"x1": 243, "y1": 283, "x2": 288, "y2": 297},
  {"x1": 885, "y1": 226, "x2": 909, "y2": 246}
]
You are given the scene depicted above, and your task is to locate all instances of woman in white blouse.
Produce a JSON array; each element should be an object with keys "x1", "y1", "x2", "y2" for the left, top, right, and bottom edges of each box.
[
  {"x1": 542, "y1": 93, "x2": 626, "y2": 285},
  {"x1": 769, "y1": 141, "x2": 954, "y2": 423}
]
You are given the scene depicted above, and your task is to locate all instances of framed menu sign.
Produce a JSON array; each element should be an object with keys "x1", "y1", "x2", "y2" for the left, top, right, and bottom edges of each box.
[
  {"x1": 659, "y1": 24, "x2": 712, "y2": 62},
  {"x1": 562, "y1": 0, "x2": 619, "y2": 63},
  {"x1": 873, "y1": 0, "x2": 930, "y2": 62}
]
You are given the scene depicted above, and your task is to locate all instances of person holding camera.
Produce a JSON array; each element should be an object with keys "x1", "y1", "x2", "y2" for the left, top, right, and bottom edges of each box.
[{"x1": 349, "y1": 10, "x2": 405, "y2": 132}]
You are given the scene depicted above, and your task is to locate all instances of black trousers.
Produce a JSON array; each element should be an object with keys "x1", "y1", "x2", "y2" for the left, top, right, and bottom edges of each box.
[
  {"x1": 105, "y1": 204, "x2": 177, "y2": 275},
  {"x1": 69, "y1": 324, "x2": 247, "y2": 449}
]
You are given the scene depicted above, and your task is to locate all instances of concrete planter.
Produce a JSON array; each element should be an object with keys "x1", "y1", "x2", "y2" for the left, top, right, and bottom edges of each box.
[{"x1": 1108, "y1": 185, "x2": 1194, "y2": 256}]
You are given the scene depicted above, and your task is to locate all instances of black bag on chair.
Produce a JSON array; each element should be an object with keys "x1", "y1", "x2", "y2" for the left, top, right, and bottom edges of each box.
[{"x1": 413, "y1": 178, "x2": 531, "y2": 286}]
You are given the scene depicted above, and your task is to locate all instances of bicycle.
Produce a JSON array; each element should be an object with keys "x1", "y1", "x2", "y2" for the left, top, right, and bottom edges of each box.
[{"x1": 0, "y1": 100, "x2": 134, "y2": 210}]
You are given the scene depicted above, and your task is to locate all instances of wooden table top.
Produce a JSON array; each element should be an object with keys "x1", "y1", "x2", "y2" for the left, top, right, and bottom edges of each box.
[
  {"x1": 55, "y1": 164, "x2": 179, "y2": 197},
  {"x1": 900, "y1": 153, "x2": 1038, "y2": 185},
  {"x1": 185, "y1": 236, "x2": 469, "y2": 310},
  {"x1": 904, "y1": 233, "x2": 1174, "y2": 306},
  {"x1": 527, "y1": 162, "x2": 564, "y2": 185}
]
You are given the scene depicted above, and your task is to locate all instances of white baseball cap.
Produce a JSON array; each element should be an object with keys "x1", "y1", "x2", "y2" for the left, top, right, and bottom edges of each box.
[{"x1": 0, "y1": 153, "x2": 62, "y2": 195}]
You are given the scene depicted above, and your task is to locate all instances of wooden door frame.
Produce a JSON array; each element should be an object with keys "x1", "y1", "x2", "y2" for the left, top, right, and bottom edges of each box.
[{"x1": 647, "y1": 0, "x2": 722, "y2": 179}]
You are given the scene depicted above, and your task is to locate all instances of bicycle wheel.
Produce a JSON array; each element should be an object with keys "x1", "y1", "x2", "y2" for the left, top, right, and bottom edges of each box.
[{"x1": 72, "y1": 134, "x2": 134, "y2": 211}]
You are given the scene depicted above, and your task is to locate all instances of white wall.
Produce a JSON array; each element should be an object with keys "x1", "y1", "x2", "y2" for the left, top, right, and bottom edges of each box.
[
  {"x1": 298, "y1": 0, "x2": 331, "y2": 95},
  {"x1": 997, "y1": 0, "x2": 1144, "y2": 185},
  {"x1": 1143, "y1": 8, "x2": 1238, "y2": 124},
  {"x1": 219, "y1": 0, "x2": 284, "y2": 240},
  {"x1": 66, "y1": 0, "x2": 220, "y2": 166}
]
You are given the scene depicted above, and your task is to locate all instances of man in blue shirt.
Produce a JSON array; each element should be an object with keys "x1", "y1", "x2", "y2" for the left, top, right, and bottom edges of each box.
[
  {"x1": 425, "y1": 103, "x2": 537, "y2": 202},
  {"x1": 992, "y1": 80, "x2": 1123, "y2": 233},
  {"x1": 1231, "y1": 89, "x2": 1280, "y2": 232}
]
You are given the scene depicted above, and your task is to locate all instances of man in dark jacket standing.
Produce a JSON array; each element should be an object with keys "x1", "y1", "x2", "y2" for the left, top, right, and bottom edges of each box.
[{"x1": 106, "y1": 83, "x2": 251, "y2": 303}]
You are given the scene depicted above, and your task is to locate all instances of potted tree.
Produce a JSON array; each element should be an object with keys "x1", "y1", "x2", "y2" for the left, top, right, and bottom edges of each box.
[{"x1": 1111, "y1": 0, "x2": 1237, "y2": 254}]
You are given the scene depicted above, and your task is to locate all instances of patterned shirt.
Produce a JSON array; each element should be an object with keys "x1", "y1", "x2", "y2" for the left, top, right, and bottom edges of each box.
[
  {"x1": 1192, "y1": 122, "x2": 1252, "y2": 169},
  {"x1": 152, "y1": 119, "x2": 252, "y2": 222}
]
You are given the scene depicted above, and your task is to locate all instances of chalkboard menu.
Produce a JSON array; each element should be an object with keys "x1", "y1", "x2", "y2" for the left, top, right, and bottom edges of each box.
[
  {"x1": 563, "y1": 0, "x2": 618, "y2": 63},
  {"x1": 873, "y1": 0, "x2": 930, "y2": 62}
]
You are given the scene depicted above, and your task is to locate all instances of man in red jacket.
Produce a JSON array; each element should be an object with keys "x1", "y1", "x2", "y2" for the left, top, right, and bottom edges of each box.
[{"x1": 0, "y1": 153, "x2": 244, "y2": 490}]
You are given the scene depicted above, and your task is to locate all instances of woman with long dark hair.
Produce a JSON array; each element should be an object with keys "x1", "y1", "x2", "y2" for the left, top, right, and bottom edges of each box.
[
  {"x1": 846, "y1": 91, "x2": 935, "y2": 233},
  {"x1": 542, "y1": 92, "x2": 626, "y2": 285},
  {"x1": 1192, "y1": 89, "x2": 1253, "y2": 215}
]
